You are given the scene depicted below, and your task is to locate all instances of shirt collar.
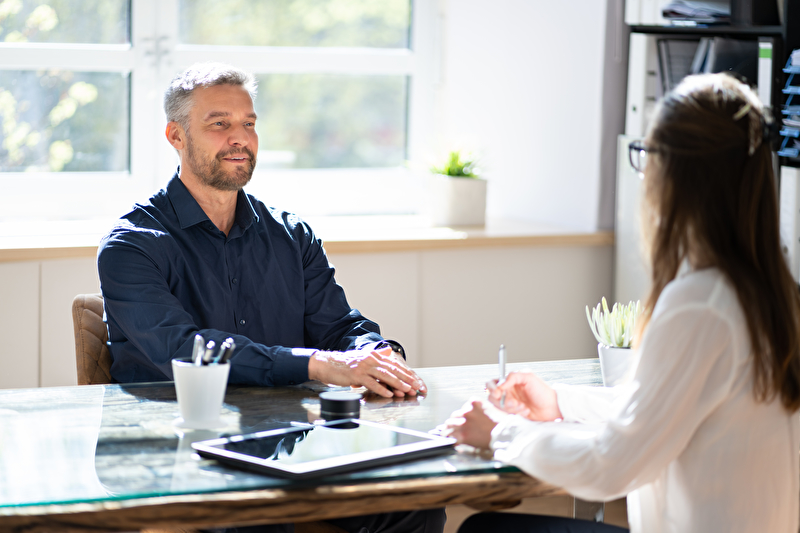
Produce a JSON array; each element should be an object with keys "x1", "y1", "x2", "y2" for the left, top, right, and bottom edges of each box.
[{"x1": 166, "y1": 168, "x2": 259, "y2": 232}]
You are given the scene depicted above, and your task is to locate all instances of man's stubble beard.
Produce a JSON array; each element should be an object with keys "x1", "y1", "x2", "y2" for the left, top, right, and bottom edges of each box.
[{"x1": 185, "y1": 130, "x2": 256, "y2": 192}]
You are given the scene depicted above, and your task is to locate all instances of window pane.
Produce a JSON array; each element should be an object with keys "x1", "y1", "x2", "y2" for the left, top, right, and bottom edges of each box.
[
  {"x1": 254, "y1": 74, "x2": 406, "y2": 169},
  {"x1": 0, "y1": 0, "x2": 129, "y2": 44},
  {"x1": 0, "y1": 70, "x2": 130, "y2": 172},
  {"x1": 180, "y1": 0, "x2": 410, "y2": 48}
]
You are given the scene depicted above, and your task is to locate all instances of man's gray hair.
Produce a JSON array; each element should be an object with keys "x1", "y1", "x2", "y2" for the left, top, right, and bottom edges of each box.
[{"x1": 164, "y1": 63, "x2": 258, "y2": 129}]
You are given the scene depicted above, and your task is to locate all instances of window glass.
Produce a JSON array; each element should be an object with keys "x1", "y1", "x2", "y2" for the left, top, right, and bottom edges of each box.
[
  {"x1": 0, "y1": 0, "x2": 129, "y2": 44},
  {"x1": 254, "y1": 74, "x2": 407, "y2": 169},
  {"x1": 179, "y1": 0, "x2": 410, "y2": 48},
  {"x1": 0, "y1": 70, "x2": 130, "y2": 172}
]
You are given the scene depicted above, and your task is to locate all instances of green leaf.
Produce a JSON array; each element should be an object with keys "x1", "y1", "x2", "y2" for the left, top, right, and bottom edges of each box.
[
  {"x1": 430, "y1": 150, "x2": 479, "y2": 178},
  {"x1": 585, "y1": 297, "x2": 643, "y2": 347}
]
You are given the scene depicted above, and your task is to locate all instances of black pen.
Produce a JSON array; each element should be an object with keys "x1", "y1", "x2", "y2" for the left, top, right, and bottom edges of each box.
[
  {"x1": 213, "y1": 338, "x2": 234, "y2": 364},
  {"x1": 218, "y1": 338, "x2": 236, "y2": 364}
]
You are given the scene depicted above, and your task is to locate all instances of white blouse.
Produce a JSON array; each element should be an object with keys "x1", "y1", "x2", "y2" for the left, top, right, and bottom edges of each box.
[{"x1": 491, "y1": 268, "x2": 800, "y2": 533}]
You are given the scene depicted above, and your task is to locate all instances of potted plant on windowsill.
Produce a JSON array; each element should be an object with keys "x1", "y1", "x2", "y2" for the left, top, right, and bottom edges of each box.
[
  {"x1": 429, "y1": 150, "x2": 487, "y2": 227},
  {"x1": 586, "y1": 298, "x2": 642, "y2": 386}
]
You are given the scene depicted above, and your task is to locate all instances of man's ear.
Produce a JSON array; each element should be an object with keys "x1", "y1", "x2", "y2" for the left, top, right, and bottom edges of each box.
[{"x1": 166, "y1": 121, "x2": 186, "y2": 151}]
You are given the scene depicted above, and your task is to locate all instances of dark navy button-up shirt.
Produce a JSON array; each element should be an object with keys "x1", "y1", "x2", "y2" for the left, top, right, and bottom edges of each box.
[{"x1": 97, "y1": 172, "x2": 383, "y2": 386}]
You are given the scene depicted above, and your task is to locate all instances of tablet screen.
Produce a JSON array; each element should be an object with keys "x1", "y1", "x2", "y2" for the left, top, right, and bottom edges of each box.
[{"x1": 193, "y1": 419, "x2": 455, "y2": 479}]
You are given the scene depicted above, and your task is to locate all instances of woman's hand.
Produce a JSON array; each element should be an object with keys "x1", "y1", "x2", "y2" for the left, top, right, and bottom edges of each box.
[
  {"x1": 487, "y1": 371, "x2": 562, "y2": 421},
  {"x1": 442, "y1": 400, "x2": 498, "y2": 450}
]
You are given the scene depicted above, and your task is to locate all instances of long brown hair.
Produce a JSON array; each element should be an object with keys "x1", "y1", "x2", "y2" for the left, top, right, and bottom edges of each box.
[{"x1": 637, "y1": 73, "x2": 800, "y2": 411}]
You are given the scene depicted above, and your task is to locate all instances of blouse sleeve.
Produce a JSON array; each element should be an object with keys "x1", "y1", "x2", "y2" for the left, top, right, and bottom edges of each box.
[
  {"x1": 490, "y1": 302, "x2": 737, "y2": 502},
  {"x1": 552, "y1": 382, "x2": 631, "y2": 423}
]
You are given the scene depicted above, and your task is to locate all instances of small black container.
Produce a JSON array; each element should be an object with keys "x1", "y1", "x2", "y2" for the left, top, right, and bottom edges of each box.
[{"x1": 319, "y1": 391, "x2": 362, "y2": 423}]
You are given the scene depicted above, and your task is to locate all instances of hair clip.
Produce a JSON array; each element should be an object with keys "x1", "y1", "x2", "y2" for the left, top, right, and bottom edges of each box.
[{"x1": 733, "y1": 102, "x2": 752, "y2": 121}]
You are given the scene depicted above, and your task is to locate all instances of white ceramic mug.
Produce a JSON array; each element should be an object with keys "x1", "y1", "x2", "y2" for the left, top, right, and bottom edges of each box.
[{"x1": 172, "y1": 358, "x2": 230, "y2": 430}]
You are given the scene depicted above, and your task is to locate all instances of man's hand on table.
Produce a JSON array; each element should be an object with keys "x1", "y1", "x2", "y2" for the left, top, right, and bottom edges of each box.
[{"x1": 308, "y1": 346, "x2": 427, "y2": 398}]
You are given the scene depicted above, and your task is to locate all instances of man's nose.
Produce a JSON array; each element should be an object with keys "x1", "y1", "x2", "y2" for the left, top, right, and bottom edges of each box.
[{"x1": 228, "y1": 124, "x2": 255, "y2": 146}]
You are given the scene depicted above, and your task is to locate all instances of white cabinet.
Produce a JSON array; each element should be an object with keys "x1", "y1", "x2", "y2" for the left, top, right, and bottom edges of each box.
[{"x1": 0, "y1": 262, "x2": 40, "y2": 389}]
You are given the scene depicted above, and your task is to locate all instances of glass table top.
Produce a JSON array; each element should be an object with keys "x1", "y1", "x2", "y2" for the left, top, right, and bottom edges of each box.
[{"x1": 0, "y1": 359, "x2": 601, "y2": 508}]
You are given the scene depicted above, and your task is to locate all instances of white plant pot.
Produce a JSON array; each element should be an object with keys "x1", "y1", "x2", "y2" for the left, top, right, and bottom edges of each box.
[
  {"x1": 597, "y1": 344, "x2": 636, "y2": 387},
  {"x1": 429, "y1": 173, "x2": 487, "y2": 227}
]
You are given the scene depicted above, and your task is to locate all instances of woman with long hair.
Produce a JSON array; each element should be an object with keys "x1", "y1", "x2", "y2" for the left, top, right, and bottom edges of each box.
[{"x1": 444, "y1": 73, "x2": 800, "y2": 533}]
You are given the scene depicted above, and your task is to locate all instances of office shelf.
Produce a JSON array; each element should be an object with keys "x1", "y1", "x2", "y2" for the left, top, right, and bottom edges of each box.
[{"x1": 630, "y1": 24, "x2": 782, "y2": 37}]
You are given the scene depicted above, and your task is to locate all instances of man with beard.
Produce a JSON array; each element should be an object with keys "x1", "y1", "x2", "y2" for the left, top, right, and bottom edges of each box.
[
  {"x1": 97, "y1": 63, "x2": 443, "y2": 532},
  {"x1": 98, "y1": 62, "x2": 426, "y2": 397}
]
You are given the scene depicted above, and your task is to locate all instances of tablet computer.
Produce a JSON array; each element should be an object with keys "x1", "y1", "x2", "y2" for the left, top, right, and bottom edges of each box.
[{"x1": 192, "y1": 419, "x2": 456, "y2": 480}]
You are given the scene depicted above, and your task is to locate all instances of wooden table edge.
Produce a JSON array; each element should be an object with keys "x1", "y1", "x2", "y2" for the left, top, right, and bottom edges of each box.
[{"x1": 0, "y1": 472, "x2": 567, "y2": 532}]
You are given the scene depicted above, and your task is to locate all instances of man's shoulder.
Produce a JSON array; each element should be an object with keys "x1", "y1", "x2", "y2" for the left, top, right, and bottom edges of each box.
[
  {"x1": 246, "y1": 194, "x2": 313, "y2": 238},
  {"x1": 99, "y1": 193, "x2": 173, "y2": 253}
]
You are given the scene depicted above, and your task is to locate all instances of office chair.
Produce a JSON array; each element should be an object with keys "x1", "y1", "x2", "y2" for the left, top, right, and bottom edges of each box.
[{"x1": 72, "y1": 293, "x2": 113, "y2": 385}]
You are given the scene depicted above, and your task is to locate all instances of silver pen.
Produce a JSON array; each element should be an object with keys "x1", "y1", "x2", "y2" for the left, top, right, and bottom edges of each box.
[
  {"x1": 192, "y1": 334, "x2": 205, "y2": 366},
  {"x1": 499, "y1": 344, "x2": 506, "y2": 408}
]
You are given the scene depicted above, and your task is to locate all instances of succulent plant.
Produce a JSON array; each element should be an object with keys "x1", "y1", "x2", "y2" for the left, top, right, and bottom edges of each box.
[
  {"x1": 430, "y1": 150, "x2": 480, "y2": 178},
  {"x1": 586, "y1": 297, "x2": 642, "y2": 348}
]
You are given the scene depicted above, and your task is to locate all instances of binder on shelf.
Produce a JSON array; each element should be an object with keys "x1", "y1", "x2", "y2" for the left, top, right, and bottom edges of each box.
[
  {"x1": 690, "y1": 38, "x2": 711, "y2": 72},
  {"x1": 701, "y1": 38, "x2": 758, "y2": 83},
  {"x1": 757, "y1": 41, "x2": 773, "y2": 106},
  {"x1": 657, "y1": 39, "x2": 701, "y2": 94},
  {"x1": 778, "y1": 53, "x2": 800, "y2": 164},
  {"x1": 655, "y1": 36, "x2": 759, "y2": 98}
]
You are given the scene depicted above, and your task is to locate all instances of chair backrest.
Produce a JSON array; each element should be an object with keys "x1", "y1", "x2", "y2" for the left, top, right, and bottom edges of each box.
[{"x1": 72, "y1": 293, "x2": 113, "y2": 385}]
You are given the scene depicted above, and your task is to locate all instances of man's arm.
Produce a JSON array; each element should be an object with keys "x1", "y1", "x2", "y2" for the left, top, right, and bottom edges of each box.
[
  {"x1": 98, "y1": 231, "x2": 310, "y2": 386},
  {"x1": 290, "y1": 216, "x2": 426, "y2": 397}
]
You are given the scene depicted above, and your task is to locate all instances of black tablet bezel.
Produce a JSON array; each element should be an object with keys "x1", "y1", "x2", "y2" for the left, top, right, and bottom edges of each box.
[{"x1": 191, "y1": 419, "x2": 456, "y2": 480}]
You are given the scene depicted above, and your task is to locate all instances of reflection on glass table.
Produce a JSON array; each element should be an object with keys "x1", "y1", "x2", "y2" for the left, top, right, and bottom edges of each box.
[{"x1": 0, "y1": 360, "x2": 602, "y2": 512}]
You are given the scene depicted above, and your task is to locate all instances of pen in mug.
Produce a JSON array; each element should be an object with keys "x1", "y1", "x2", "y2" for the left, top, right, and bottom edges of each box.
[
  {"x1": 213, "y1": 338, "x2": 236, "y2": 364},
  {"x1": 192, "y1": 334, "x2": 205, "y2": 366},
  {"x1": 201, "y1": 339, "x2": 216, "y2": 365},
  {"x1": 219, "y1": 338, "x2": 237, "y2": 364},
  {"x1": 498, "y1": 344, "x2": 506, "y2": 408}
]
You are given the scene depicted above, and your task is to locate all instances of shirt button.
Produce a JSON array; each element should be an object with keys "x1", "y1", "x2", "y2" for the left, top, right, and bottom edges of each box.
[
  {"x1": 239, "y1": 319, "x2": 246, "y2": 326},
  {"x1": 232, "y1": 278, "x2": 238, "y2": 284}
]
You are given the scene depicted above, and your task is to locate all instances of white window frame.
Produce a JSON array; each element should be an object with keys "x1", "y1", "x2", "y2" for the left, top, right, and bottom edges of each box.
[{"x1": 0, "y1": 0, "x2": 439, "y2": 221}]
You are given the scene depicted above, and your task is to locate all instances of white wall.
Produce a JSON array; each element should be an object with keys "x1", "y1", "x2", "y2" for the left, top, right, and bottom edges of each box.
[{"x1": 437, "y1": 0, "x2": 628, "y2": 231}]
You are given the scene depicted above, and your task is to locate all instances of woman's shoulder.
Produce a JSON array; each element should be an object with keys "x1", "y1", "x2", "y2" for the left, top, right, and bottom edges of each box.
[{"x1": 656, "y1": 268, "x2": 740, "y2": 322}]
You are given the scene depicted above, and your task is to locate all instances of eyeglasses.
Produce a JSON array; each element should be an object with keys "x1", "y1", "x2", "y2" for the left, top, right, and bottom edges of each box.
[{"x1": 628, "y1": 140, "x2": 657, "y2": 178}]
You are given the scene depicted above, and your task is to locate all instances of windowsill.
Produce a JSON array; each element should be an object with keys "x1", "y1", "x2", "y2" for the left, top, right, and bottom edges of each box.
[{"x1": 0, "y1": 216, "x2": 614, "y2": 263}]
